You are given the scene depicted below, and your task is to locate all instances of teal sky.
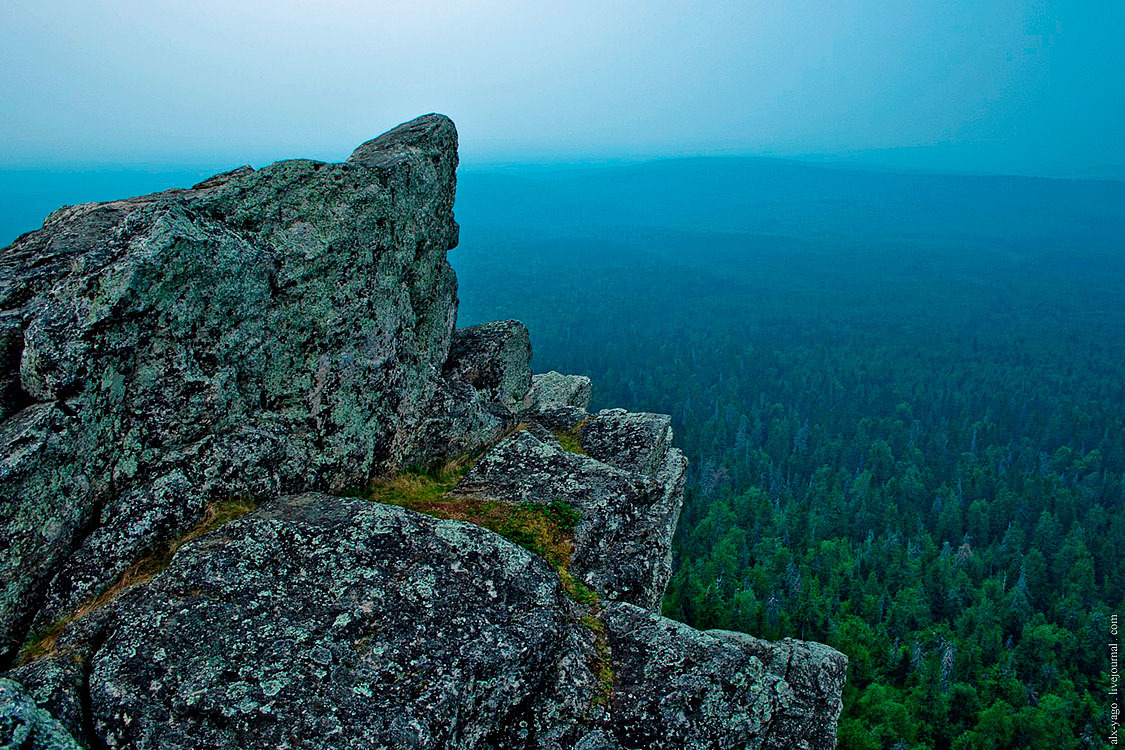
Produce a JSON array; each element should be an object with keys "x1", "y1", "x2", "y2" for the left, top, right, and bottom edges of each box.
[{"x1": 0, "y1": 1, "x2": 1121, "y2": 176}]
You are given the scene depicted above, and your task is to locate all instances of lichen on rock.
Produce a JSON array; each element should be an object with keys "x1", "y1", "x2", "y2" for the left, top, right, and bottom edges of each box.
[{"x1": 0, "y1": 114, "x2": 846, "y2": 749}]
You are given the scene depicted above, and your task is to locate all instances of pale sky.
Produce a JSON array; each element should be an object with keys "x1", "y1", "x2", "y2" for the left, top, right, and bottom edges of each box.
[{"x1": 0, "y1": 1, "x2": 1120, "y2": 175}]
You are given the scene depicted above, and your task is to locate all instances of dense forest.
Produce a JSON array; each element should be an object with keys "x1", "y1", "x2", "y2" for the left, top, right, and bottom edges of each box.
[
  {"x1": 453, "y1": 159, "x2": 1125, "y2": 749},
  {"x1": 3, "y1": 157, "x2": 1121, "y2": 748}
]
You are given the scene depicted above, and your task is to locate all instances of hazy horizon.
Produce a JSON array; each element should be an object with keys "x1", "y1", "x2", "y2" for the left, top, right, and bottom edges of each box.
[
  {"x1": 3, "y1": 148, "x2": 1124, "y2": 248},
  {"x1": 2, "y1": 1, "x2": 1122, "y2": 178}
]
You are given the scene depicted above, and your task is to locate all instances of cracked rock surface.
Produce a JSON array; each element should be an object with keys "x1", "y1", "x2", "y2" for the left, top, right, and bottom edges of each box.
[
  {"x1": 0, "y1": 114, "x2": 846, "y2": 749},
  {"x1": 79, "y1": 494, "x2": 573, "y2": 750}
]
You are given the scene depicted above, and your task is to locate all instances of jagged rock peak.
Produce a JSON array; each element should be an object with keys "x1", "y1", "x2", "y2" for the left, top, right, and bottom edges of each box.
[{"x1": 349, "y1": 112, "x2": 458, "y2": 168}]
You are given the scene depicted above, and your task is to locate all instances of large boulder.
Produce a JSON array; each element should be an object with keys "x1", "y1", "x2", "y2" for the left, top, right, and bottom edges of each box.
[
  {"x1": 402, "y1": 377, "x2": 514, "y2": 468},
  {"x1": 455, "y1": 421, "x2": 686, "y2": 611},
  {"x1": 49, "y1": 494, "x2": 576, "y2": 750},
  {"x1": 443, "y1": 320, "x2": 532, "y2": 410},
  {"x1": 601, "y1": 602, "x2": 847, "y2": 750},
  {"x1": 0, "y1": 115, "x2": 461, "y2": 663},
  {"x1": 578, "y1": 409, "x2": 673, "y2": 477}
]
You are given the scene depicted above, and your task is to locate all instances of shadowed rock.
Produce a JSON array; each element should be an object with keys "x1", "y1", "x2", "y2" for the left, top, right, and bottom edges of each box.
[
  {"x1": 443, "y1": 320, "x2": 532, "y2": 410},
  {"x1": 0, "y1": 678, "x2": 81, "y2": 749},
  {"x1": 402, "y1": 376, "x2": 513, "y2": 468}
]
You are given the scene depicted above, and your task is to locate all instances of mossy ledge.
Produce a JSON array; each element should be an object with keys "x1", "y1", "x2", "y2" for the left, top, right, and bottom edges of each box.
[
  {"x1": 581, "y1": 612, "x2": 615, "y2": 707},
  {"x1": 354, "y1": 459, "x2": 593, "y2": 603},
  {"x1": 553, "y1": 417, "x2": 591, "y2": 455},
  {"x1": 356, "y1": 460, "x2": 616, "y2": 708}
]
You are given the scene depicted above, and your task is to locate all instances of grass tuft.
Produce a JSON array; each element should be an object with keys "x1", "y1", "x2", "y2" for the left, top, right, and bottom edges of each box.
[
  {"x1": 361, "y1": 463, "x2": 592, "y2": 601},
  {"x1": 553, "y1": 418, "x2": 590, "y2": 455}
]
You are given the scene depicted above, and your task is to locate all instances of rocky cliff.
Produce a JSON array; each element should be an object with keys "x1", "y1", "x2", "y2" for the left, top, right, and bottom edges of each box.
[{"x1": 0, "y1": 114, "x2": 846, "y2": 749}]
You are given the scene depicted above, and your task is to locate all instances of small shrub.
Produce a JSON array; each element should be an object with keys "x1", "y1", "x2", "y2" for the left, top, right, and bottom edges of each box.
[
  {"x1": 543, "y1": 500, "x2": 582, "y2": 531},
  {"x1": 497, "y1": 522, "x2": 539, "y2": 551}
]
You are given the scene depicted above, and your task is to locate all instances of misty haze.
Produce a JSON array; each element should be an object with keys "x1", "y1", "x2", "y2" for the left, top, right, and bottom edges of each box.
[{"x1": 1, "y1": 3, "x2": 1121, "y2": 750}]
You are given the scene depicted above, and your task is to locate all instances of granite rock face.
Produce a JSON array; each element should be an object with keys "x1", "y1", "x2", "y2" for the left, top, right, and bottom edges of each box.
[
  {"x1": 0, "y1": 678, "x2": 81, "y2": 750},
  {"x1": 0, "y1": 114, "x2": 464, "y2": 662},
  {"x1": 454, "y1": 420, "x2": 686, "y2": 610},
  {"x1": 0, "y1": 114, "x2": 846, "y2": 748}
]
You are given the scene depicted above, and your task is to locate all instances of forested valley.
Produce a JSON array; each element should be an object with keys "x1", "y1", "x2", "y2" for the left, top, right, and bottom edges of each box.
[{"x1": 452, "y1": 158, "x2": 1125, "y2": 749}]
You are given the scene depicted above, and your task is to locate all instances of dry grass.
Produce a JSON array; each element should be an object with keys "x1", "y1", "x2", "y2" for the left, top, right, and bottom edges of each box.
[{"x1": 18, "y1": 497, "x2": 257, "y2": 665}]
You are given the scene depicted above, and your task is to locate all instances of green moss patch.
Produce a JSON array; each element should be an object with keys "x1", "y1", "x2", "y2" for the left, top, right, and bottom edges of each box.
[{"x1": 581, "y1": 613, "x2": 614, "y2": 706}]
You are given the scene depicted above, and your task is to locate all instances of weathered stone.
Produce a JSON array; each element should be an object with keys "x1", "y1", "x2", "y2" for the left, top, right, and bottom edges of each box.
[
  {"x1": 4, "y1": 657, "x2": 87, "y2": 746},
  {"x1": 703, "y1": 628, "x2": 849, "y2": 750},
  {"x1": 524, "y1": 371, "x2": 592, "y2": 412},
  {"x1": 402, "y1": 377, "x2": 513, "y2": 468},
  {"x1": 0, "y1": 315, "x2": 27, "y2": 420},
  {"x1": 0, "y1": 112, "x2": 847, "y2": 748},
  {"x1": 0, "y1": 115, "x2": 460, "y2": 662},
  {"x1": 481, "y1": 622, "x2": 607, "y2": 750},
  {"x1": 579, "y1": 409, "x2": 673, "y2": 477},
  {"x1": 444, "y1": 321, "x2": 532, "y2": 409},
  {"x1": 529, "y1": 404, "x2": 590, "y2": 433},
  {"x1": 601, "y1": 602, "x2": 847, "y2": 750},
  {"x1": 83, "y1": 494, "x2": 575, "y2": 750},
  {"x1": 574, "y1": 730, "x2": 625, "y2": 750},
  {"x1": 455, "y1": 429, "x2": 686, "y2": 610},
  {"x1": 0, "y1": 678, "x2": 81, "y2": 750}
]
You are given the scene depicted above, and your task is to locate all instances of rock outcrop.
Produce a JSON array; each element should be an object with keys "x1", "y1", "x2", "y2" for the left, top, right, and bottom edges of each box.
[
  {"x1": 602, "y1": 603, "x2": 846, "y2": 750},
  {"x1": 0, "y1": 115, "x2": 845, "y2": 748},
  {"x1": 0, "y1": 114, "x2": 464, "y2": 662},
  {"x1": 454, "y1": 418, "x2": 686, "y2": 610},
  {"x1": 0, "y1": 678, "x2": 80, "y2": 750}
]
